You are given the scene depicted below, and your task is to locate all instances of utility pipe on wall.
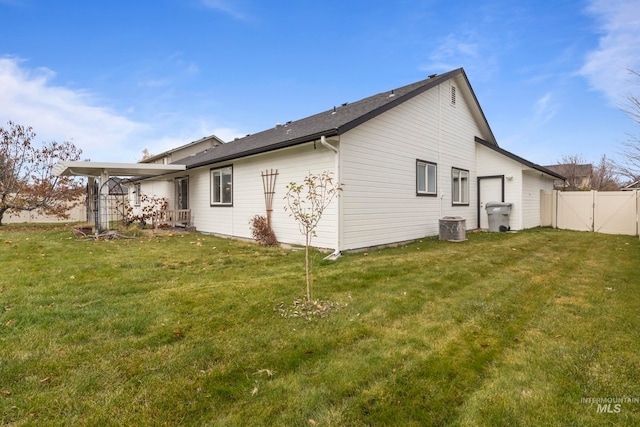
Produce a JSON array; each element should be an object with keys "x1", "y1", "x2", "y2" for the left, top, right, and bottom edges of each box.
[{"x1": 320, "y1": 135, "x2": 341, "y2": 259}]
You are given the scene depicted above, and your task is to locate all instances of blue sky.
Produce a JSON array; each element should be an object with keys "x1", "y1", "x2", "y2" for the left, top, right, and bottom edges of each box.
[{"x1": 1, "y1": 0, "x2": 639, "y2": 166}]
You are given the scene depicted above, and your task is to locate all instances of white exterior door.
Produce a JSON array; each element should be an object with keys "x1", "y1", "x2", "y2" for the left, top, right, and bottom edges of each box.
[{"x1": 479, "y1": 176, "x2": 504, "y2": 229}]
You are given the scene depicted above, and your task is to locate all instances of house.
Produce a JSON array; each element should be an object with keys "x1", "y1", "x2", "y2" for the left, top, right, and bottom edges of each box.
[
  {"x1": 622, "y1": 180, "x2": 640, "y2": 190},
  {"x1": 127, "y1": 68, "x2": 562, "y2": 252},
  {"x1": 141, "y1": 135, "x2": 224, "y2": 166},
  {"x1": 543, "y1": 163, "x2": 593, "y2": 190},
  {"x1": 55, "y1": 68, "x2": 563, "y2": 250},
  {"x1": 52, "y1": 137, "x2": 223, "y2": 231}
]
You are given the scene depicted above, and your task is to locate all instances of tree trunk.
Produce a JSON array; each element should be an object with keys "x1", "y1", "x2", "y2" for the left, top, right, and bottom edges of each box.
[{"x1": 305, "y1": 231, "x2": 311, "y2": 302}]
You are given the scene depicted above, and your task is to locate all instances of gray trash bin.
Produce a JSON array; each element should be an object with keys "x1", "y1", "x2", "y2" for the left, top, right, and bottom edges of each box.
[{"x1": 485, "y1": 202, "x2": 512, "y2": 232}]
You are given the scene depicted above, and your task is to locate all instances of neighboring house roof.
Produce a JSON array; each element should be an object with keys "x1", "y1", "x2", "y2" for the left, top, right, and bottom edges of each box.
[
  {"x1": 175, "y1": 68, "x2": 497, "y2": 170},
  {"x1": 142, "y1": 135, "x2": 225, "y2": 164},
  {"x1": 543, "y1": 163, "x2": 592, "y2": 177},
  {"x1": 475, "y1": 137, "x2": 566, "y2": 180}
]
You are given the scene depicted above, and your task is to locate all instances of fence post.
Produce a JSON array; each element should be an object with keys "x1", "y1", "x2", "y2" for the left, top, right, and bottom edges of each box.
[
  {"x1": 552, "y1": 190, "x2": 558, "y2": 229},
  {"x1": 637, "y1": 190, "x2": 639, "y2": 238}
]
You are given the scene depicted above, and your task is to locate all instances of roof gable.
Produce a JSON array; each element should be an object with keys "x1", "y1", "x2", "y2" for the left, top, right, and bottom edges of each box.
[{"x1": 178, "y1": 68, "x2": 497, "y2": 169}]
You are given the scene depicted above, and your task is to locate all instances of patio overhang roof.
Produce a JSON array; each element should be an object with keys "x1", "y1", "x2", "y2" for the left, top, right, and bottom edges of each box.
[{"x1": 53, "y1": 161, "x2": 186, "y2": 177}]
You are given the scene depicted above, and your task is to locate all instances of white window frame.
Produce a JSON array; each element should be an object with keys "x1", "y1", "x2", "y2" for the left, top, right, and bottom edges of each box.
[
  {"x1": 452, "y1": 167, "x2": 469, "y2": 205},
  {"x1": 210, "y1": 165, "x2": 233, "y2": 206},
  {"x1": 416, "y1": 160, "x2": 437, "y2": 196}
]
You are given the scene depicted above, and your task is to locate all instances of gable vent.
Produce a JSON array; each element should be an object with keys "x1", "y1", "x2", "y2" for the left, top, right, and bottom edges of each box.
[{"x1": 450, "y1": 85, "x2": 457, "y2": 106}]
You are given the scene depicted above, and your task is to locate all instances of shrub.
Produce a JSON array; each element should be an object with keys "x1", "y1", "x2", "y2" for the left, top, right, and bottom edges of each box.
[{"x1": 249, "y1": 215, "x2": 278, "y2": 246}]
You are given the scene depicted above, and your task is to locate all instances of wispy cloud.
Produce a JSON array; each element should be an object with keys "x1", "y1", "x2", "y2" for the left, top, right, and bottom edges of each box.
[
  {"x1": 580, "y1": 0, "x2": 640, "y2": 105},
  {"x1": 0, "y1": 57, "x2": 145, "y2": 161},
  {"x1": 420, "y1": 32, "x2": 498, "y2": 80},
  {"x1": 137, "y1": 78, "x2": 171, "y2": 88},
  {"x1": 136, "y1": 52, "x2": 199, "y2": 89},
  {"x1": 0, "y1": 57, "x2": 242, "y2": 162},
  {"x1": 200, "y1": 0, "x2": 249, "y2": 20},
  {"x1": 533, "y1": 92, "x2": 557, "y2": 124}
]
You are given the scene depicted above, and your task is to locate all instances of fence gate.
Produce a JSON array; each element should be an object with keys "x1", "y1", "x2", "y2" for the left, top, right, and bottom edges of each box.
[
  {"x1": 594, "y1": 191, "x2": 637, "y2": 235},
  {"x1": 542, "y1": 190, "x2": 639, "y2": 236},
  {"x1": 556, "y1": 191, "x2": 594, "y2": 232}
]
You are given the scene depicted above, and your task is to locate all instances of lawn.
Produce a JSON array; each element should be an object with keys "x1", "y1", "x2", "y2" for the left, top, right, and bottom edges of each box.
[{"x1": 1, "y1": 225, "x2": 639, "y2": 426}]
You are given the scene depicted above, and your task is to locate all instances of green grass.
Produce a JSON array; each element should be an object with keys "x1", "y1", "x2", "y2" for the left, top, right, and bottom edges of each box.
[{"x1": 1, "y1": 224, "x2": 639, "y2": 426}]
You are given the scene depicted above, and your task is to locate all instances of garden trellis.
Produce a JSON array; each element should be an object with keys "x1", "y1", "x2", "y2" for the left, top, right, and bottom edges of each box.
[{"x1": 261, "y1": 169, "x2": 278, "y2": 226}]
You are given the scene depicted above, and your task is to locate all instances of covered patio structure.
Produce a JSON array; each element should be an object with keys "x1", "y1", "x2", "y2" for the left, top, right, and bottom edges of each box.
[{"x1": 53, "y1": 161, "x2": 186, "y2": 232}]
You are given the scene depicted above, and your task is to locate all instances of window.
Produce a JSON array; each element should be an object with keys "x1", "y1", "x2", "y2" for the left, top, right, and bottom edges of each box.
[
  {"x1": 452, "y1": 168, "x2": 469, "y2": 205},
  {"x1": 133, "y1": 183, "x2": 141, "y2": 206},
  {"x1": 211, "y1": 166, "x2": 233, "y2": 205},
  {"x1": 417, "y1": 160, "x2": 437, "y2": 196},
  {"x1": 176, "y1": 177, "x2": 188, "y2": 210}
]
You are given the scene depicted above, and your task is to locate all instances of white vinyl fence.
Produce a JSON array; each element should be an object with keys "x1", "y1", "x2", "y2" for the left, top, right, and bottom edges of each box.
[
  {"x1": 3, "y1": 199, "x2": 86, "y2": 224},
  {"x1": 540, "y1": 190, "x2": 640, "y2": 236}
]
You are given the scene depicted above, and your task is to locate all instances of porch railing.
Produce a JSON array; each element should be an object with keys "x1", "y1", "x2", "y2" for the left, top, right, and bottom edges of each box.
[{"x1": 152, "y1": 209, "x2": 191, "y2": 229}]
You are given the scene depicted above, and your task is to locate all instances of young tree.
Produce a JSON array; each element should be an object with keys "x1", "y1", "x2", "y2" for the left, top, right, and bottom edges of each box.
[
  {"x1": 284, "y1": 171, "x2": 342, "y2": 303},
  {"x1": 0, "y1": 121, "x2": 84, "y2": 225}
]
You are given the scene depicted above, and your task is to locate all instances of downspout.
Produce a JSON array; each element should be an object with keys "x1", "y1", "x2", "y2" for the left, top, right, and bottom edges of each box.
[
  {"x1": 438, "y1": 84, "x2": 443, "y2": 219},
  {"x1": 320, "y1": 135, "x2": 341, "y2": 260}
]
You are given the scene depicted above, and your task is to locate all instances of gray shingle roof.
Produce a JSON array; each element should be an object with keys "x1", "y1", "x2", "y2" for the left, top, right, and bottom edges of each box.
[
  {"x1": 475, "y1": 137, "x2": 566, "y2": 180},
  {"x1": 175, "y1": 68, "x2": 491, "y2": 169},
  {"x1": 543, "y1": 163, "x2": 592, "y2": 177}
]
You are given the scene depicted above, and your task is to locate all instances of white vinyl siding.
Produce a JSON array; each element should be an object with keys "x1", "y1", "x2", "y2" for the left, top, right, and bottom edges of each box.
[
  {"x1": 476, "y1": 144, "x2": 556, "y2": 231},
  {"x1": 187, "y1": 143, "x2": 337, "y2": 249},
  {"x1": 129, "y1": 74, "x2": 558, "y2": 250},
  {"x1": 477, "y1": 145, "x2": 522, "y2": 230},
  {"x1": 522, "y1": 170, "x2": 554, "y2": 229},
  {"x1": 340, "y1": 76, "x2": 481, "y2": 250}
]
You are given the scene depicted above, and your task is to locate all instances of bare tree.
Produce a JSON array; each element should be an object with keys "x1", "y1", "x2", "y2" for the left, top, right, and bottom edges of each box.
[
  {"x1": 552, "y1": 154, "x2": 592, "y2": 191},
  {"x1": 0, "y1": 121, "x2": 84, "y2": 225},
  {"x1": 140, "y1": 148, "x2": 154, "y2": 161},
  {"x1": 617, "y1": 69, "x2": 640, "y2": 183},
  {"x1": 591, "y1": 154, "x2": 620, "y2": 190}
]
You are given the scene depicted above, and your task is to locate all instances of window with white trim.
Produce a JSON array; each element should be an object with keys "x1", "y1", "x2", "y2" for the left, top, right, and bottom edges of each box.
[
  {"x1": 210, "y1": 166, "x2": 233, "y2": 205},
  {"x1": 417, "y1": 160, "x2": 437, "y2": 196},
  {"x1": 452, "y1": 168, "x2": 469, "y2": 205}
]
